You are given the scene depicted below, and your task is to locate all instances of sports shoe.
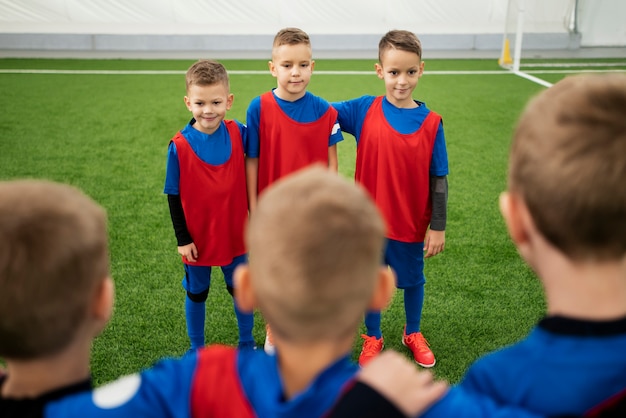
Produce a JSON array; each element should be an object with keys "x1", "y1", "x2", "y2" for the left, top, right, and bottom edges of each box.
[
  {"x1": 264, "y1": 323, "x2": 276, "y2": 355},
  {"x1": 358, "y1": 334, "x2": 384, "y2": 366},
  {"x1": 402, "y1": 327, "x2": 436, "y2": 368}
]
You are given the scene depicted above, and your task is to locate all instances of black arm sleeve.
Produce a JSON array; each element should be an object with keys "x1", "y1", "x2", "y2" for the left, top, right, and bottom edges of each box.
[
  {"x1": 429, "y1": 175, "x2": 448, "y2": 231},
  {"x1": 167, "y1": 194, "x2": 193, "y2": 246},
  {"x1": 326, "y1": 381, "x2": 407, "y2": 418}
]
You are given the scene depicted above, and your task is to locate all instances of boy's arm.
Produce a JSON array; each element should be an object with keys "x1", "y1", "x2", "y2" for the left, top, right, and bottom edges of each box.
[
  {"x1": 167, "y1": 194, "x2": 197, "y2": 263},
  {"x1": 424, "y1": 175, "x2": 447, "y2": 258},
  {"x1": 246, "y1": 157, "x2": 259, "y2": 213},
  {"x1": 329, "y1": 350, "x2": 448, "y2": 418},
  {"x1": 328, "y1": 144, "x2": 338, "y2": 172}
]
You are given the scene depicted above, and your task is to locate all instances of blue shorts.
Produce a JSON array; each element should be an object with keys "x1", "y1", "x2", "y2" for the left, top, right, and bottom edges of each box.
[
  {"x1": 182, "y1": 253, "x2": 247, "y2": 295},
  {"x1": 384, "y1": 239, "x2": 425, "y2": 289}
]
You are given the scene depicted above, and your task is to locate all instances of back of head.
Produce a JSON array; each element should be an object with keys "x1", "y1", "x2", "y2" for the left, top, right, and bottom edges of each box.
[
  {"x1": 378, "y1": 29, "x2": 422, "y2": 63},
  {"x1": 247, "y1": 166, "x2": 385, "y2": 343},
  {"x1": 0, "y1": 180, "x2": 109, "y2": 359},
  {"x1": 509, "y1": 73, "x2": 626, "y2": 261},
  {"x1": 186, "y1": 59, "x2": 230, "y2": 91}
]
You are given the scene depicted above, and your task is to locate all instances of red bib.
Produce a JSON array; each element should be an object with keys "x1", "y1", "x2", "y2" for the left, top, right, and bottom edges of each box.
[
  {"x1": 173, "y1": 121, "x2": 248, "y2": 266},
  {"x1": 356, "y1": 97, "x2": 441, "y2": 242}
]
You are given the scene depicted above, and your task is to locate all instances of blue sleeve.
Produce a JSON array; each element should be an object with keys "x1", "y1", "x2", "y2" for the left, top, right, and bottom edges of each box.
[
  {"x1": 245, "y1": 96, "x2": 261, "y2": 158},
  {"x1": 237, "y1": 120, "x2": 248, "y2": 154},
  {"x1": 430, "y1": 121, "x2": 449, "y2": 176},
  {"x1": 329, "y1": 116, "x2": 343, "y2": 147},
  {"x1": 331, "y1": 96, "x2": 375, "y2": 142},
  {"x1": 163, "y1": 141, "x2": 180, "y2": 195},
  {"x1": 422, "y1": 386, "x2": 546, "y2": 418},
  {"x1": 46, "y1": 354, "x2": 198, "y2": 418}
]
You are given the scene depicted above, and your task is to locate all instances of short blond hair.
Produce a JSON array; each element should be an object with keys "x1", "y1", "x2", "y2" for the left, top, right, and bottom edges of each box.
[
  {"x1": 271, "y1": 27, "x2": 311, "y2": 59},
  {"x1": 378, "y1": 30, "x2": 422, "y2": 64},
  {"x1": 509, "y1": 73, "x2": 626, "y2": 260},
  {"x1": 0, "y1": 180, "x2": 109, "y2": 359},
  {"x1": 185, "y1": 59, "x2": 230, "y2": 91},
  {"x1": 247, "y1": 166, "x2": 385, "y2": 343}
]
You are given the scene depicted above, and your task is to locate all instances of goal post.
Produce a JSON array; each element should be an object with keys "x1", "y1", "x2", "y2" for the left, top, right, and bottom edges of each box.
[{"x1": 499, "y1": 0, "x2": 525, "y2": 71}]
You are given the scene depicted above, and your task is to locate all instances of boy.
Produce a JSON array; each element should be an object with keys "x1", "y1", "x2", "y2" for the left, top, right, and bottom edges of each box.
[
  {"x1": 0, "y1": 180, "x2": 113, "y2": 415},
  {"x1": 0, "y1": 175, "x2": 548, "y2": 418},
  {"x1": 332, "y1": 30, "x2": 448, "y2": 367},
  {"x1": 245, "y1": 27, "x2": 344, "y2": 353},
  {"x1": 164, "y1": 59, "x2": 255, "y2": 351},
  {"x1": 422, "y1": 73, "x2": 626, "y2": 416}
]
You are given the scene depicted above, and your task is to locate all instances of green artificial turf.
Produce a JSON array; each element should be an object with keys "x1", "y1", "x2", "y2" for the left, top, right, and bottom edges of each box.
[{"x1": 1, "y1": 57, "x2": 623, "y2": 385}]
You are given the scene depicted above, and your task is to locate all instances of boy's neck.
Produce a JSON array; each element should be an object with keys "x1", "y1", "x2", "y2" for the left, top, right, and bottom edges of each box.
[
  {"x1": 539, "y1": 250, "x2": 626, "y2": 320},
  {"x1": 273, "y1": 87, "x2": 306, "y2": 103},
  {"x1": 275, "y1": 336, "x2": 354, "y2": 400},
  {"x1": 2, "y1": 341, "x2": 91, "y2": 398}
]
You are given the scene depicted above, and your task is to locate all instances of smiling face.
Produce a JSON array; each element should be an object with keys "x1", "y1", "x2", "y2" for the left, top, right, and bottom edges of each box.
[
  {"x1": 269, "y1": 42, "x2": 314, "y2": 102},
  {"x1": 184, "y1": 82, "x2": 233, "y2": 135},
  {"x1": 375, "y1": 48, "x2": 424, "y2": 108}
]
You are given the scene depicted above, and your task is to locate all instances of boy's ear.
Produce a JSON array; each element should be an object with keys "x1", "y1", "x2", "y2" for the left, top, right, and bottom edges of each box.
[
  {"x1": 233, "y1": 265, "x2": 256, "y2": 313},
  {"x1": 500, "y1": 191, "x2": 534, "y2": 259},
  {"x1": 375, "y1": 63, "x2": 384, "y2": 80},
  {"x1": 368, "y1": 267, "x2": 396, "y2": 311},
  {"x1": 226, "y1": 93, "x2": 234, "y2": 110},
  {"x1": 92, "y1": 276, "x2": 115, "y2": 327},
  {"x1": 183, "y1": 95, "x2": 192, "y2": 111},
  {"x1": 268, "y1": 60, "x2": 277, "y2": 77}
]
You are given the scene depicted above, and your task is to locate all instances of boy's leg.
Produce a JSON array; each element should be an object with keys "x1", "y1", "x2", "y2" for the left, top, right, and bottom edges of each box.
[
  {"x1": 221, "y1": 254, "x2": 255, "y2": 349},
  {"x1": 182, "y1": 264, "x2": 212, "y2": 350},
  {"x1": 387, "y1": 240, "x2": 435, "y2": 367},
  {"x1": 359, "y1": 310, "x2": 384, "y2": 366},
  {"x1": 404, "y1": 285, "x2": 424, "y2": 334}
]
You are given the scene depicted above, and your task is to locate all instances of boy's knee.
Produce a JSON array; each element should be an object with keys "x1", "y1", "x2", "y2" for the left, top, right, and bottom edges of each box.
[{"x1": 187, "y1": 288, "x2": 209, "y2": 303}]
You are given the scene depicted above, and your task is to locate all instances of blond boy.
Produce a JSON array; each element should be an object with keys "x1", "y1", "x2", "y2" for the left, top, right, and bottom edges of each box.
[
  {"x1": 422, "y1": 73, "x2": 626, "y2": 416},
  {"x1": 0, "y1": 180, "x2": 113, "y2": 413}
]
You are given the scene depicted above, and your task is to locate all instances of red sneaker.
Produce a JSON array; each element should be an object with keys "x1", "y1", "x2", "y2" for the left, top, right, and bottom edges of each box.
[
  {"x1": 402, "y1": 328, "x2": 435, "y2": 368},
  {"x1": 358, "y1": 334, "x2": 384, "y2": 366}
]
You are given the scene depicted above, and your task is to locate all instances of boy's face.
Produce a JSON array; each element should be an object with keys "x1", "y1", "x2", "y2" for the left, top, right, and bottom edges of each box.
[
  {"x1": 375, "y1": 48, "x2": 424, "y2": 108},
  {"x1": 184, "y1": 82, "x2": 233, "y2": 135},
  {"x1": 269, "y1": 43, "x2": 314, "y2": 101}
]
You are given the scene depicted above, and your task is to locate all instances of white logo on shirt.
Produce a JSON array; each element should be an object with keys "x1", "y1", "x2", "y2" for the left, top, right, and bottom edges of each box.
[{"x1": 92, "y1": 374, "x2": 142, "y2": 409}]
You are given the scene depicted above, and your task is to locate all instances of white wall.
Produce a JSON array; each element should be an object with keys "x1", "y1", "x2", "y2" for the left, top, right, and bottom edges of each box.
[
  {"x1": 0, "y1": 0, "x2": 623, "y2": 52},
  {"x1": 0, "y1": 0, "x2": 573, "y2": 34}
]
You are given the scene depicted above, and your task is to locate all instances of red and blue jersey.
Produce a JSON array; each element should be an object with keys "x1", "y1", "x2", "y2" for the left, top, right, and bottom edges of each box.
[
  {"x1": 333, "y1": 96, "x2": 448, "y2": 243},
  {"x1": 164, "y1": 120, "x2": 248, "y2": 266},
  {"x1": 246, "y1": 90, "x2": 343, "y2": 194},
  {"x1": 45, "y1": 346, "x2": 359, "y2": 418}
]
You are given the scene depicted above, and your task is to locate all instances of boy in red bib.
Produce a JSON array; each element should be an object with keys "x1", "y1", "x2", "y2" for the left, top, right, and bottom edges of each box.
[
  {"x1": 333, "y1": 30, "x2": 448, "y2": 368},
  {"x1": 164, "y1": 60, "x2": 255, "y2": 351},
  {"x1": 245, "y1": 27, "x2": 344, "y2": 353}
]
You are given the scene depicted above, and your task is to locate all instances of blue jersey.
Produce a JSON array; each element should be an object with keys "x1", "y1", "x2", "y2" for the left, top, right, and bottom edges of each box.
[
  {"x1": 246, "y1": 90, "x2": 343, "y2": 158},
  {"x1": 332, "y1": 95, "x2": 448, "y2": 176},
  {"x1": 164, "y1": 119, "x2": 247, "y2": 195},
  {"x1": 45, "y1": 347, "x2": 359, "y2": 418},
  {"x1": 424, "y1": 315, "x2": 626, "y2": 416}
]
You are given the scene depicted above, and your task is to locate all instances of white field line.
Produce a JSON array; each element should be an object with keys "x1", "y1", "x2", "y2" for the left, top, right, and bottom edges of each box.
[
  {"x1": 520, "y1": 62, "x2": 626, "y2": 68},
  {"x1": 511, "y1": 70, "x2": 554, "y2": 88},
  {"x1": 0, "y1": 68, "x2": 624, "y2": 76}
]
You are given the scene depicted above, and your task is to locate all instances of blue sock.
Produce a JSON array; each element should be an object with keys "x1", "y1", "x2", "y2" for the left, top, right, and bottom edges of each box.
[
  {"x1": 185, "y1": 297, "x2": 205, "y2": 350},
  {"x1": 233, "y1": 298, "x2": 255, "y2": 347},
  {"x1": 404, "y1": 285, "x2": 424, "y2": 334},
  {"x1": 364, "y1": 311, "x2": 382, "y2": 339}
]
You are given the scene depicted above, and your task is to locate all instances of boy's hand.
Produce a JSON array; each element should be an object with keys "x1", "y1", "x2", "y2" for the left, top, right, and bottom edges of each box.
[
  {"x1": 357, "y1": 350, "x2": 448, "y2": 416},
  {"x1": 178, "y1": 243, "x2": 198, "y2": 263},
  {"x1": 424, "y1": 230, "x2": 445, "y2": 258}
]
